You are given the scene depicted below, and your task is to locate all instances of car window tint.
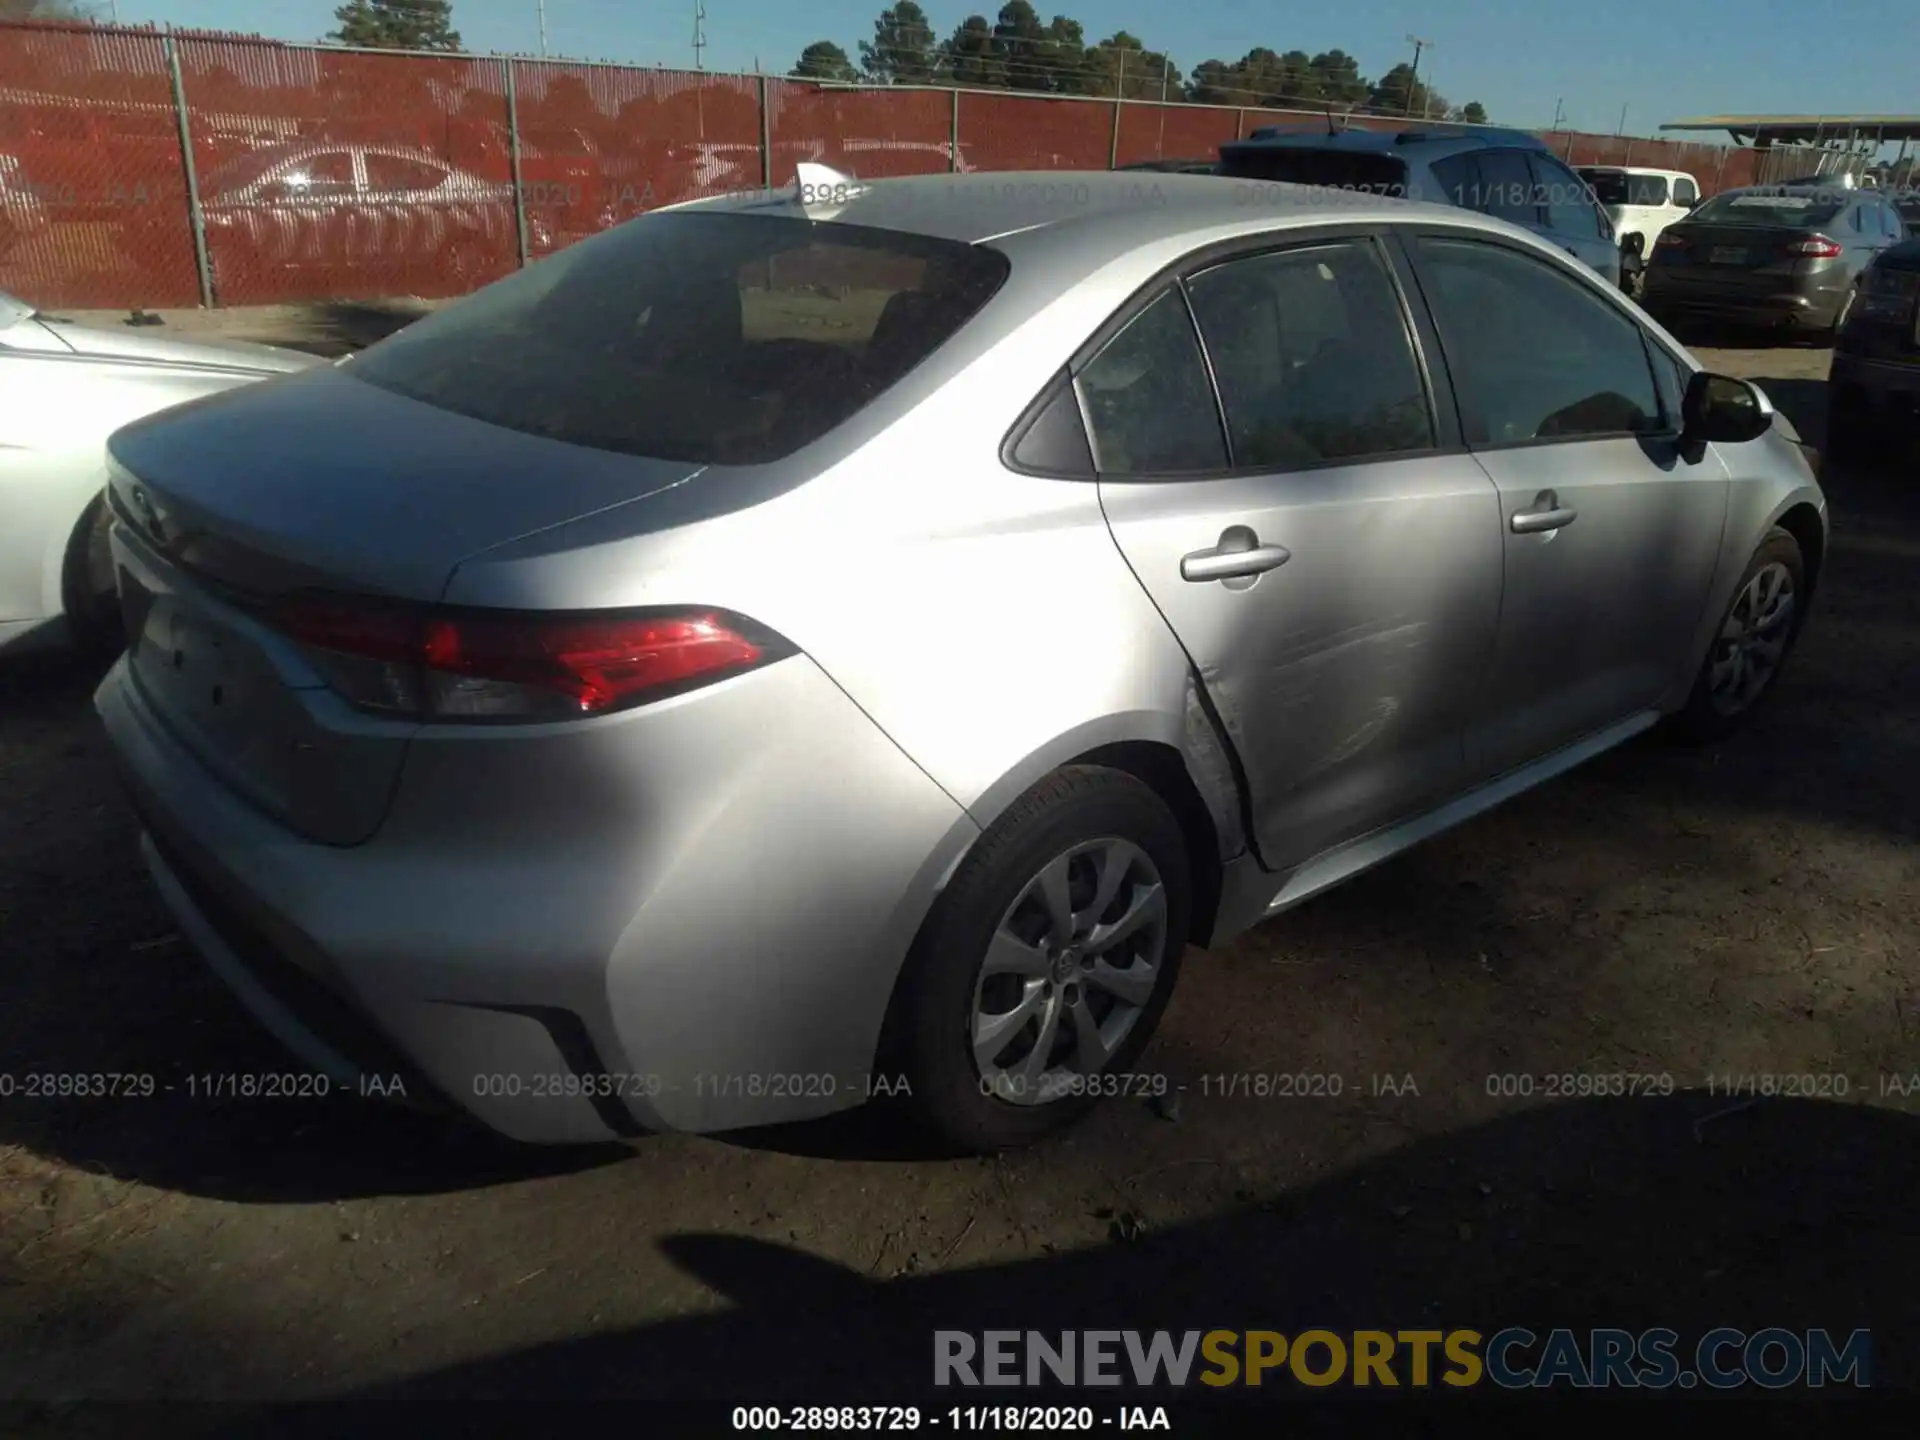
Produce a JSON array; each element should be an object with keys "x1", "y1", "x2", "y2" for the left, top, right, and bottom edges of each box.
[
  {"x1": 1216, "y1": 145, "x2": 1408, "y2": 196},
  {"x1": 364, "y1": 154, "x2": 448, "y2": 191},
  {"x1": 1431, "y1": 153, "x2": 1480, "y2": 208},
  {"x1": 1673, "y1": 175, "x2": 1699, "y2": 206},
  {"x1": 1475, "y1": 149, "x2": 1540, "y2": 226},
  {"x1": 1185, "y1": 240, "x2": 1432, "y2": 469},
  {"x1": 1627, "y1": 173, "x2": 1670, "y2": 207},
  {"x1": 1416, "y1": 237, "x2": 1661, "y2": 445},
  {"x1": 1076, "y1": 289, "x2": 1227, "y2": 475},
  {"x1": 1531, "y1": 153, "x2": 1603, "y2": 238},
  {"x1": 273, "y1": 151, "x2": 355, "y2": 198},
  {"x1": 348, "y1": 212, "x2": 1009, "y2": 466}
]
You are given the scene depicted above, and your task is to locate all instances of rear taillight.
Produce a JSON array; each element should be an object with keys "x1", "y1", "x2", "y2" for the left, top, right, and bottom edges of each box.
[
  {"x1": 274, "y1": 595, "x2": 790, "y2": 722},
  {"x1": 1783, "y1": 234, "x2": 1842, "y2": 258},
  {"x1": 1653, "y1": 231, "x2": 1689, "y2": 253}
]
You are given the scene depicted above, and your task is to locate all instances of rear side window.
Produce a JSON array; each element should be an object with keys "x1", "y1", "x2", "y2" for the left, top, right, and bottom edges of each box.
[
  {"x1": 1075, "y1": 290, "x2": 1227, "y2": 475},
  {"x1": 1627, "y1": 173, "x2": 1670, "y2": 206},
  {"x1": 1471, "y1": 149, "x2": 1540, "y2": 226},
  {"x1": 1415, "y1": 237, "x2": 1661, "y2": 445},
  {"x1": 1531, "y1": 153, "x2": 1605, "y2": 238},
  {"x1": 1184, "y1": 239, "x2": 1432, "y2": 468},
  {"x1": 1218, "y1": 145, "x2": 1408, "y2": 197},
  {"x1": 347, "y1": 212, "x2": 1009, "y2": 465}
]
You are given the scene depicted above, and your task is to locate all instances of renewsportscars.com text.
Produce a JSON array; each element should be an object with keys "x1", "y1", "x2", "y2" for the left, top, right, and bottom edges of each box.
[{"x1": 934, "y1": 1328, "x2": 1871, "y2": 1389}]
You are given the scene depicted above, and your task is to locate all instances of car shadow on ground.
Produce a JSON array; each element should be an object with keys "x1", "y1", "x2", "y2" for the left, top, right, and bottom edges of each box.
[{"x1": 74, "y1": 1095, "x2": 1899, "y2": 1434}]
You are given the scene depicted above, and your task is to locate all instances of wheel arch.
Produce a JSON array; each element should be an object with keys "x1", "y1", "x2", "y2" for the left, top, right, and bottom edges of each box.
[{"x1": 1772, "y1": 500, "x2": 1826, "y2": 609}]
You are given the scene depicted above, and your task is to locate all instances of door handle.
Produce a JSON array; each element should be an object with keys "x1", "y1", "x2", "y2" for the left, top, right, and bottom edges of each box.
[
  {"x1": 1180, "y1": 527, "x2": 1291, "y2": 583},
  {"x1": 1511, "y1": 491, "x2": 1577, "y2": 534}
]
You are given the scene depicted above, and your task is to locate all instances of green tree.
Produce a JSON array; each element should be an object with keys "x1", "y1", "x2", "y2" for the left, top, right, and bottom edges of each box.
[
  {"x1": 329, "y1": 0, "x2": 462, "y2": 51},
  {"x1": 938, "y1": 15, "x2": 1005, "y2": 86},
  {"x1": 1457, "y1": 100, "x2": 1489, "y2": 124},
  {"x1": 1085, "y1": 32, "x2": 1178, "y2": 100},
  {"x1": 1368, "y1": 61, "x2": 1445, "y2": 118},
  {"x1": 988, "y1": 2, "x2": 1088, "y2": 94},
  {"x1": 859, "y1": 2, "x2": 938, "y2": 83},
  {"x1": 791, "y1": 40, "x2": 860, "y2": 81},
  {"x1": 1307, "y1": 49, "x2": 1369, "y2": 107}
]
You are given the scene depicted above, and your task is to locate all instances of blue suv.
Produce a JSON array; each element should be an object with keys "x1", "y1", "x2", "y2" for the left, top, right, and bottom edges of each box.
[{"x1": 1218, "y1": 125, "x2": 1621, "y2": 286}]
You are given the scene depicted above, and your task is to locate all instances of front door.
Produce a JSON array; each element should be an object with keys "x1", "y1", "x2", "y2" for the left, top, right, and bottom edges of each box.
[
  {"x1": 1089, "y1": 235, "x2": 1503, "y2": 870},
  {"x1": 1405, "y1": 232, "x2": 1728, "y2": 780}
]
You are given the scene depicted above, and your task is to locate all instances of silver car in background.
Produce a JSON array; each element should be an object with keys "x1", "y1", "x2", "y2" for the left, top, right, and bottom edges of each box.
[
  {"x1": 96, "y1": 170, "x2": 1827, "y2": 1151},
  {"x1": 0, "y1": 293, "x2": 317, "y2": 654}
]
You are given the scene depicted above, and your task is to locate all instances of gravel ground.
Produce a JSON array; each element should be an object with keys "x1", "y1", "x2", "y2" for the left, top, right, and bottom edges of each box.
[{"x1": 0, "y1": 312, "x2": 1915, "y2": 1428}]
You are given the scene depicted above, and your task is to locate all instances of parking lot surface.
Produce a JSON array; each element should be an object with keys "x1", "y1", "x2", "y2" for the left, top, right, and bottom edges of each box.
[{"x1": 1, "y1": 319, "x2": 1915, "y2": 1419}]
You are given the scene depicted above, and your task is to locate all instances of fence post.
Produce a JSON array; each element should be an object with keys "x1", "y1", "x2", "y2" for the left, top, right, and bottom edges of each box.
[
  {"x1": 1109, "y1": 94, "x2": 1122, "y2": 168},
  {"x1": 503, "y1": 58, "x2": 530, "y2": 269},
  {"x1": 163, "y1": 34, "x2": 214, "y2": 309},
  {"x1": 1564, "y1": 130, "x2": 1576, "y2": 161},
  {"x1": 758, "y1": 74, "x2": 772, "y2": 189},
  {"x1": 1712, "y1": 147, "x2": 1728, "y2": 194},
  {"x1": 1235, "y1": 107, "x2": 1246, "y2": 140},
  {"x1": 949, "y1": 88, "x2": 960, "y2": 172},
  {"x1": 1622, "y1": 138, "x2": 1635, "y2": 167}
]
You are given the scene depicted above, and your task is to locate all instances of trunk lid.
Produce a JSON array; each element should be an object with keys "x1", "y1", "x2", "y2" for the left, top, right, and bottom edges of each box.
[
  {"x1": 105, "y1": 365, "x2": 707, "y2": 845},
  {"x1": 106, "y1": 363, "x2": 707, "y2": 602},
  {"x1": 1652, "y1": 221, "x2": 1820, "y2": 292}
]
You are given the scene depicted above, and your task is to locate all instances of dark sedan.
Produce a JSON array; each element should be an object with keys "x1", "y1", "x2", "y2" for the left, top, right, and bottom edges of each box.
[
  {"x1": 1640, "y1": 184, "x2": 1905, "y2": 337},
  {"x1": 1828, "y1": 236, "x2": 1920, "y2": 461}
]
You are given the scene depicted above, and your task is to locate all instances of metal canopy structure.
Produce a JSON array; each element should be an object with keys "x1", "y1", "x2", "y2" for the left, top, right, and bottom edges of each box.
[
  {"x1": 1662, "y1": 115, "x2": 1920, "y2": 185},
  {"x1": 1663, "y1": 114, "x2": 1920, "y2": 146}
]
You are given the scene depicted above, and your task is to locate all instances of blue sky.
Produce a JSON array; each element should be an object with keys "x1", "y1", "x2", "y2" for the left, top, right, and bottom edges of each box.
[{"x1": 108, "y1": 0, "x2": 1920, "y2": 136}]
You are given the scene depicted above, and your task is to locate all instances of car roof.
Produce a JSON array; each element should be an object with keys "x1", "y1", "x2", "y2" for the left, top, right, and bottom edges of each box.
[
  {"x1": 670, "y1": 169, "x2": 1536, "y2": 279},
  {"x1": 1578, "y1": 165, "x2": 1691, "y2": 178},
  {"x1": 677, "y1": 168, "x2": 1464, "y2": 242},
  {"x1": 1227, "y1": 124, "x2": 1547, "y2": 155}
]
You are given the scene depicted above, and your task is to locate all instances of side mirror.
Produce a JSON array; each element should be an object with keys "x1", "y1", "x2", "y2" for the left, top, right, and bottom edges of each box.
[{"x1": 1682, "y1": 371, "x2": 1773, "y2": 445}]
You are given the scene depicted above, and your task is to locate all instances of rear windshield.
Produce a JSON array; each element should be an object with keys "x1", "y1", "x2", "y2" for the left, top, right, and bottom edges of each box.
[
  {"x1": 1581, "y1": 171, "x2": 1672, "y2": 206},
  {"x1": 347, "y1": 211, "x2": 1010, "y2": 465},
  {"x1": 1218, "y1": 145, "x2": 1408, "y2": 196},
  {"x1": 1689, "y1": 191, "x2": 1844, "y2": 227}
]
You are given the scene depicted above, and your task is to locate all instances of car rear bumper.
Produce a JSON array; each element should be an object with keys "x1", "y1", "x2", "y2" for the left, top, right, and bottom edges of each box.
[
  {"x1": 1640, "y1": 279, "x2": 1843, "y2": 329},
  {"x1": 95, "y1": 650, "x2": 977, "y2": 1143}
]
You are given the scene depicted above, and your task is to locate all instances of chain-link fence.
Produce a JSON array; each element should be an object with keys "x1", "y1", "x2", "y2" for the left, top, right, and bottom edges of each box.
[{"x1": 0, "y1": 18, "x2": 1775, "y2": 310}]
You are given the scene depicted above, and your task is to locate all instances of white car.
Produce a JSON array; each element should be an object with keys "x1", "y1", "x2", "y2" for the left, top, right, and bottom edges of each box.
[
  {"x1": 0, "y1": 293, "x2": 319, "y2": 654},
  {"x1": 1578, "y1": 165, "x2": 1701, "y2": 284}
]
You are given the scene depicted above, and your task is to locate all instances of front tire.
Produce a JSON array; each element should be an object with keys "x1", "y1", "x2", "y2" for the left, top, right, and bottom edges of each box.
[
  {"x1": 1667, "y1": 527, "x2": 1806, "y2": 744},
  {"x1": 888, "y1": 766, "x2": 1191, "y2": 1152}
]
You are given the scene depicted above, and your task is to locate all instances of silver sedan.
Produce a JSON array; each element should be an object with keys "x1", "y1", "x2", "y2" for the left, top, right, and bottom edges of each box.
[
  {"x1": 0, "y1": 294, "x2": 318, "y2": 654},
  {"x1": 95, "y1": 169, "x2": 1826, "y2": 1150}
]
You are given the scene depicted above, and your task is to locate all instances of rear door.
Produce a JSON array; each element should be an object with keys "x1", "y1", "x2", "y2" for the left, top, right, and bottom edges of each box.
[
  {"x1": 1092, "y1": 233, "x2": 1502, "y2": 869},
  {"x1": 1404, "y1": 231, "x2": 1728, "y2": 780},
  {"x1": 1529, "y1": 151, "x2": 1619, "y2": 282}
]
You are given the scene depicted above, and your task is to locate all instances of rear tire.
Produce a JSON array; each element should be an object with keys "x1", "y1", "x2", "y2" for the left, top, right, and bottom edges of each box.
[
  {"x1": 887, "y1": 766, "x2": 1191, "y2": 1152},
  {"x1": 60, "y1": 495, "x2": 123, "y2": 656},
  {"x1": 1666, "y1": 527, "x2": 1806, "y2": 745}
]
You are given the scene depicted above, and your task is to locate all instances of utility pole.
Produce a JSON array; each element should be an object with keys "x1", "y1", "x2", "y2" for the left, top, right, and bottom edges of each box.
[
  {"x1": 1551, "y1": 97, "x2": 1565, "y2": 130},
  {"x1": 1616, "y1": 103, "x2": 1628, "y2": 136},
  {"x1": 536, "y1": 0, "x2": 547, "y2": 56},
  {"x1": 1404, "y1": 34, "x2": 1431, "y2": 116},
  {"x1": 693, "y1": 0, "x2": 707, "y2": 71}
]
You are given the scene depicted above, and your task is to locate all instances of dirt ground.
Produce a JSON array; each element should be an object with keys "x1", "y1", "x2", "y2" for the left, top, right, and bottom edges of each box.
[{"x1": 0, "y1": 309, "x2": 1916, "y2": 1429}]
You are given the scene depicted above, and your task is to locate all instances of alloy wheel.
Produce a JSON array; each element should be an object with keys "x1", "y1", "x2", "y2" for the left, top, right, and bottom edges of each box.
[
  {"x1": 970, "y1": 837, "x2": 1167, "y2": 1106},
  {"x1": 1708, "y1": 561, "x2": 1796, "y2": 716}
]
